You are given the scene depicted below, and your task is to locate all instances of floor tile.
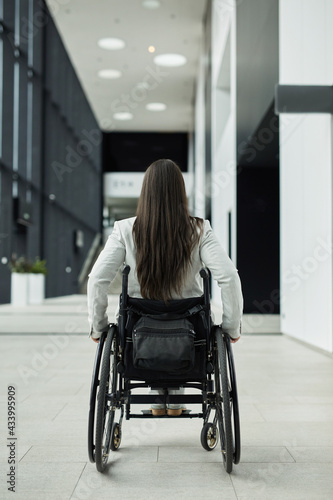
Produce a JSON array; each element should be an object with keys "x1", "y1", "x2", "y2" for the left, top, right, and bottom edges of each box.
[
  {"x1": 287, "y1": 446, "x2": 333, "y2": 463},
  {"x1": 240, "y1": 446, "x2": 294, "y2": 463},
  {"x1": 1, "y1": 296, "x2": 333, "y2": 500},
  {"x1": 158, "y1": 446, "x2": 222, "y2": 463},
  {"x1": 241, "y1": 421, "x2": 333, "y2": 447},
  {"x1": 2, "y1": 462, "x2": 85, "y2": 500},
  {"x1": 254, "y1": 403, "x2": 333, "y2": 422},
  {"x1": 78, "y1": 462, "x2": 237, "y2": 500},
  {"x1": 20, "y1": 445, "x2": 88, "y2": 463},
  {"x1": 231, "y1": 463, "x2": 333, "y2": 500}
]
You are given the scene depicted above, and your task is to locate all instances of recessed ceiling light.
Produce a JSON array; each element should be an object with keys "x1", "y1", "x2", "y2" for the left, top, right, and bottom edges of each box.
[
  {"x1": 146, "y1": 102, "x2": 167, "y2": 111},
  {"x1": 148, "y1": 45, "x2": 156, "y2": 53},
  {"x1": 98, "y1": 37, "x2": 126, "y2": 50},
  {"x1": 153, "y1": 53, "x2": 187, "y2": 67},
  {"x1": 113, "y1": 112, "x2": 133, "y2": 121},
  {"x1": 142, "y1": 0, "x2": 161, "y2": 9},
  {"x1": 98, "y1": 69, "x2": 122, "y2": 79}
]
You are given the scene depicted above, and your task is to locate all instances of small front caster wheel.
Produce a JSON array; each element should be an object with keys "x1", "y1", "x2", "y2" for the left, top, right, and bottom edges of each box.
[
  {"x1": 201, "y1": 422, "x2": 218, "y2": 451},
  {"x1": 110, "y1": 422, "x2": 122, "y2": 451}
]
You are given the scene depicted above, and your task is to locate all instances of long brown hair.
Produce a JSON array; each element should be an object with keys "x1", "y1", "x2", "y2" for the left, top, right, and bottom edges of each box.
[{"x1": 132, "y1": 159, "x2": 203, "y2": 302}]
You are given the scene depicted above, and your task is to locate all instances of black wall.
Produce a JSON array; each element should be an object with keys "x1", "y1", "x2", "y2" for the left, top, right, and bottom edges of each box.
[
  {"x1": 103, "y1": 132, "x2": 188, "y2": 173},
  {"x1": 236, "y1": 0, "x2": 279, "y2": 152},
  {"x1": 0, "y1": 0, "x2": 102, "y2": 303},
  {"x1": 236, "y1": 0, "x2": 280, "y2": 314},
  {"x1": 237, "y1": 165, "x2": 280, "y2": 313}
]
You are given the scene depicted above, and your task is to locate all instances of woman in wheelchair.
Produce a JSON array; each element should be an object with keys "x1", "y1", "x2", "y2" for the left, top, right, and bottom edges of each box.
[
  {"x1": 88, "y1": 158, "x2": 242, "y2": 404},
  {"x1": 87, "y1": 158, "x2": 243, "y2": 472}
]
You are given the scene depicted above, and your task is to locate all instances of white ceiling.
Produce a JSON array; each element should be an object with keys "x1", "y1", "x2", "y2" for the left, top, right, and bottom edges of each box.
[{"x1": 46, "y1": 0, "x2": 207, "y2": 132}]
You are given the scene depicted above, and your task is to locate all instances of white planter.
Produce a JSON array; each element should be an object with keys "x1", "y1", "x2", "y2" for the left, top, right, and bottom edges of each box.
[
  {"x1": 28, "y1": 274, "x2": 45, "y2": 304},
  {"x1": 10, "y1": 273, "x2": 29, "y2": 306}
]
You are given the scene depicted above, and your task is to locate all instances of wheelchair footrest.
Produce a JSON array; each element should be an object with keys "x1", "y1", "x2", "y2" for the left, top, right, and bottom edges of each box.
[
  {"x1": 141, "y1": 410, "x2": 192, "y2": 415},
  {"x1": 128, "y1": 410, "x2": 202, "y2": 419}
]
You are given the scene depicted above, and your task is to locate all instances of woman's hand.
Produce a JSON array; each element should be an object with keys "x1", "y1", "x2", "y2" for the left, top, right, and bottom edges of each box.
[
  {"x1": 230, "y1": 336, "x2": 240, "y2": 343},
  {"x1": 91, "y1": 337, "x2": 100, "y2": 344}
]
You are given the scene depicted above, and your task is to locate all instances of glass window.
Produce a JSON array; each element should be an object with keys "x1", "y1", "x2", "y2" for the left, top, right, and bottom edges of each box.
[
  {"x1": 28, "y1": 0, "x2": 33, "y2": 67},
  {"x1": 26, "y1": 80, "x2": 33, "y2": 180},
  {"x1": 18, "y1": 0, "x2": 29, "y2": 55},
  {"x1": 14, "y1": 0, "x2": 20, "y2": 47},
  {"x1": 12, "y1": 61, "x2": 20, "y2": 172},
  {"x1": 3, "y1": 0, "x2": 15, "y2": 31},
  {"x1": 0, "y1": 36, "x2": 3, "y2": 160}
]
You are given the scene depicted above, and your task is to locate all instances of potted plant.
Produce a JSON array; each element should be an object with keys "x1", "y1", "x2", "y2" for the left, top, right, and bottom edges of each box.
[
  {"x1": 28, "y1": 258, "x2": 47, "y2": 304},
  {"x1": 10, "y1": 256, "x2": 31, "y2": 306},
  {"x1": 10, "y1": 256, "x2": 47, "y2": 305}
]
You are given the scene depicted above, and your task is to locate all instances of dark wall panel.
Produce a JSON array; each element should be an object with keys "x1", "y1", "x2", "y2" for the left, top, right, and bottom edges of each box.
[
  {"x1": 0, "y1": 0, "x2": 102, "y2": 303},
  {"x1": 103, "y1": 132, "x2": 188, "y2": 173},
  {"x1": 2, "y1": 34, "x2": 14, "y2": 169},
  {"x1": 237, "y1": 166, "x2": 280, "y2": 314},
  {"x1": 236, "y1": 0, "x2": 279, "y2": 154},
  {"x1": 42, "y1": 11, "x2": 102, "y2": 298},
  {"x1": 235, "y1": 0, "x2": 280, "y2": 316}
]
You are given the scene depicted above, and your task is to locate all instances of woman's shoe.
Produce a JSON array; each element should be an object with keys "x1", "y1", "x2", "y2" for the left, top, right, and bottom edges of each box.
[
  {"x1": 167, "y1": 408, "x2": 182, "y2": 416},
  {"x1": 151, "y1": 405, "x2": 166, "y2": 416},
  {"x1": 167, "y1": 406, "x2": 186, "y2": 416}
]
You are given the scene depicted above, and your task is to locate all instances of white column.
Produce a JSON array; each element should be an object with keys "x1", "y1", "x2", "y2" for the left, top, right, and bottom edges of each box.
[
  {"x1": 210, "y1": 0, "x2": 237, "y2": 308},
  {"x1": 279, "y1": 0, "x2": 333, "y2": 352},
  {"x1": 194, "y1": 35, "x2": 206, "y2": 220}
]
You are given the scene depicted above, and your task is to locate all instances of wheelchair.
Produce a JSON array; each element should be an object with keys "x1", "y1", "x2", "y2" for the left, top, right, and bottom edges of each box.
[{"x1": 88, "y1": 265, "x2": 241, "y2": 474}]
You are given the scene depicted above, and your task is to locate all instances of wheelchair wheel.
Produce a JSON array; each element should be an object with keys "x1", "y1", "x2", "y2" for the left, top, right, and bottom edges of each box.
[
  {"x1": 201, "y1": 422, "x2": 218, "y2": 451},
  {"x1": 224, "y1": 334, "x2": 241, "y2": 465},
  {"x1": 110, "y1": 422, "x2": 122, "y2": 451},
  {"x1": 95, "y1": 325, "x2": 118, "y2": 472},
  {"x1": 214, "y1": 327, "x2": 233, "y2": 473},
  {"x1": 88, "y1": 331, "x2": 107, "y2": 463}
]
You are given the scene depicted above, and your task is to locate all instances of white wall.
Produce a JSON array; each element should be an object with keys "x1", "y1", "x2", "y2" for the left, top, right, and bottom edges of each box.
[
  {"x1": 187, "y1": 132, "x2": 195, "y2": 213},
  {"x1": 194, "y1": 31, "x2": 206, "y2": 220},
  {"x1": 279, "y1": 0, "x2": 333, "y2": 352},
  {"x1": 210, "y1": 0, "x2": 237, "y2": 306}
]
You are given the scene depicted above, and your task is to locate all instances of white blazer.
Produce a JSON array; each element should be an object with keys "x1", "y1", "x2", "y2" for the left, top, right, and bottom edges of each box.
[{"x1": 87, "y1": 217, "x2": 243, "y2": 339}]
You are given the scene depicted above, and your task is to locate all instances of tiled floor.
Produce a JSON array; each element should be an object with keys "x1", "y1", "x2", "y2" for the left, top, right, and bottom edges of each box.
[{"x1": 0, "y1": 296, "x2": 333, "y2": 499}]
